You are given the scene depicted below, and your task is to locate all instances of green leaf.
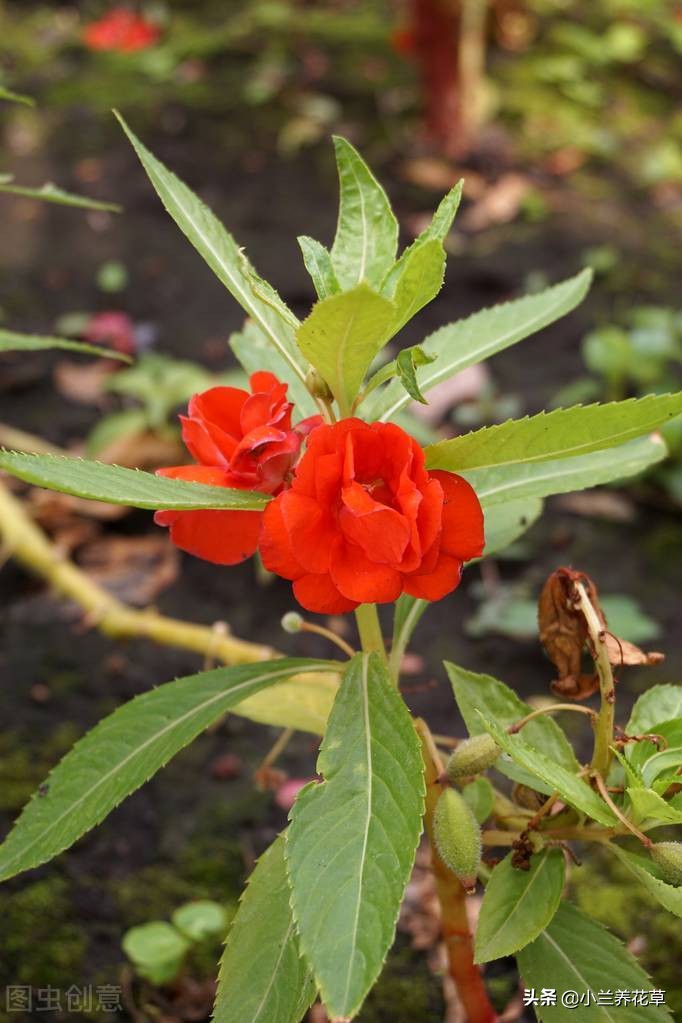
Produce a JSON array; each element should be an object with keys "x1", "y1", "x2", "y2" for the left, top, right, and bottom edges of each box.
[
  {"x1": 0, "y1": 84, "x2": 34, "y2": 105},
  {"x1": 330, "y1": 136, "x2": 398, "y2": 289},
  {"x1": 470, "y1": 434, "x2": 667, "y2": 507},
  {"x1": 285, "y1": 653, "x2": 425, "y2": 1019},
  {"x1": 380, "y1": 181, "x2": 462, "y2": 297},
  {"x1": 384, "y1": 238, "x2": 446, "y2": 336},
  {"x1": 0, "y1": 451, "x2": 271, "y2": 511},
  {"x1": 630, "y1": 720, "x2": 682, "y2": 787},
  {"x1": 172, "y1": 900, "x2": 230, "y2": 941},
  {"x1": 627, "y1": 685, "x2": 682, "y2": 735},
  {"x1": 361, "y1": 269, "x2": 592, "y2": 422},
  {"x1": 0, "y1": 659, "x2": 338, "y2": 882},
  {"x1": 122, "y1": 922, "x2": 190, "y2": 985},
  {"x1": 475, "y1": 849, "x2": 565, "y2": 963},
  {"x1": 115, "y1": 112, "x2": 308, "y2": 387},
  {"x1": 627, "y1": 787, "x2": 682, "y2": 827},
  {"x1": 233, "y1": 669, "x2": 338, "y2": 736},
  {"x1": 395, "y1": 345, "x2": 438, "y2": 404},
  {"x1": 517, "y1": 901, "x2": 673, "y2": 1022},
  {"x1": 461, "y1": 777, "x2": 495, "y2": 824},
  {"x1": 0, "y1": 329, "x2": 131, "y2": 363},
  {"x1": 298, "y1": 236, "x2": 340, "y2": 300},
  {"x1": 480, "y1": 715, "x2": 616, "y2": 825},
  {"x1": 229, "y1": 320, "x2": 319, "y2": 420},
  {"x1": 390, "y1": 595, "x2": 429, "y2": 678},
  {"x1": 0, "y1": 181, "x2": 120, "y2": 212},
  {"x1": 86, "y1": 409, "x2": 150, "y2": 457},
  {"x1": 610, "y1": 846, "x2": 682, "y2": 919},
  {"x1": 426, "y1": 394, "x2": 682, "y2": 473},
  {"x1": 296, "y1": 284, "x2": 396, "y2": 411},
  {"x1": 481, "y1": 497, "x2": 543, "y2": 557},
  {"x1": 446, "y1": 663, "x2": 579, "y2": 794},
  {"x1": 214, "y1": 835, "x2": 316, "y2": 1023}
]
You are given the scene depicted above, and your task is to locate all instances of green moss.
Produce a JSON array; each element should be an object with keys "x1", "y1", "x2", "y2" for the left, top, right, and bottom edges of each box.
[
  {"x1": 0, "y1": 724, "x2": 80, "y2": 812},
  {"x1": 356, "y1": 941, "x2": 443, "y2": 1023},
  {"x1": 571, "y1": 849, "x2": 682, "y2": 1016},
  {"x1": 0, "y1": 876, "x2": 86, "y2": 988}
]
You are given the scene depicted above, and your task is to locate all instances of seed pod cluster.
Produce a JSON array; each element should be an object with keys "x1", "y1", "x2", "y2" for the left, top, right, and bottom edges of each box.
[
  {"x1": 445, "y1": 734, "x2": 500, "y2": 780},
  {"x1": 433, "y1": 787, "x2": 481, "y2": 892},
  {"x1": 651, "y1": 842, "x2": 682, "y2": 886}
]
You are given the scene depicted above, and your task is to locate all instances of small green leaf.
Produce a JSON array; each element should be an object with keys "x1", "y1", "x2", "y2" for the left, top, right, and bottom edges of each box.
[
  {"x1": 470, "y1": 434, "x2": 667, "y2": 507},
  {"x1": 0, "y1": 659, "x2": 338, "y2": 882},
  {"x1": 214, "y1": 835, "x2": 316, "y2": 1023},
  {"x1": 610, "y1": 846, "x2": 682, "y2": 919},
  {"x1": 395, "y1": 345, "x2": 437, "y2": 404},
  {"x1": 296, "y1": 283, "x2": 395, "y2": 411},
  {"x1": 517, "y1": 902, "x2": 673, "y2": 1022},
  {"x1": 0, "y1": 181, "x2": 120, "y2": 212},
  {"x1": 115, "y1": 112, "x2": 308, "y2": 386},
  {"x1": 0, "y1": 451, "x2": 271, "y2": 511},
  {"x1": 475, "y1": 849, "x2": 565, "y2": 963},
  {"x1": 426, "y1": 395, "x2": 682, "y2": 473},
  {"x1": 384, "y1": 238, "x2": 446, "y2": 336},
  {"x1": 380, "y1": 181, "x2": 462, "y2": 297},
  {"x1": 330, "y1": 136, "x2": 398, "y2": 289},
  {"x1": 390, "y1": 595, "x2": 429, "y2": 678},
  {"x1": 627, "y1": 787, "x2": 682, "y2": 827},
  {"x1": 0, "y1": 84, "x2": 34, "y2": 105},
  {"x1": 362, "y1": 269, "x2": 592, "y2": 422},
  {"x1": 446, "y1": 663, "x2": 579, "y2": 794},
  {"x1": 480, "y1": 715, "x2": 616, "y2": 825},
  {"x1": 461, "y1": 777, "x2": 495, "y2": 824},
  {"x1": 627, "y1": 685, "x2": 682, "y2": 735},
  {"x1": 286, "y1": 653, "x2": 425, "y2": 1019},
  {"x1": 298, "y1": 236, "x2": 340, "y2": 300},
  {"x1": 122, "y1": 922, "x2": 190, "y2": 985},
  {"x1": 0, "y1": 329, "x2": 131, "y2": 363}
]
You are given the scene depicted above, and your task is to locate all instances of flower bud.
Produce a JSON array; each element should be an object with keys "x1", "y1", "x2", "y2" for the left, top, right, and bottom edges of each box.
[
  {"x1": 433, "y1": 787, "x2": 481, "y2": 892},
  {"x1": 651, "y1": 842, "x2": 682, "y2": 886},
  {"x1": 281, "y1": 611, "x2": 304, "y2": 634},
  {"x1": 305, "y1": 368, "x2": 333, "y2": 402},
  {"x1": 445, "y1": 734, "x2": 500, "y2": 780}
]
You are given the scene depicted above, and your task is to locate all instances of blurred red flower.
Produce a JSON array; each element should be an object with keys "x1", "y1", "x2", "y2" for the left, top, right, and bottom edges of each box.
[
  {"x1": 83, "y1": 311, "x2": 136, "y2": 356},
  {"x1": 82, "y1": 9, "x2": 160, "y2": 53},
  {"x1": 259, "y1": 418, "x2": 484, "y2": 614},
  {"x1": 154, "y1": 373, "x2": 321, "y2": 564}
]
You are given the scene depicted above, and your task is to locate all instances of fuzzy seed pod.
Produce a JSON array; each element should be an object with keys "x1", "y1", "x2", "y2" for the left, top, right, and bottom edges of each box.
[
  {"x1": 433, "y1": 787, "x2": 481, "y2": 891},
  {"x1": 651, "y1": 842, "x2": 682, "y2": 886},
  {"x1": 512, "y1": 783, "x2": 546, "y2": 811},
  {"x1": 445, "y1": 734, "x2": 500, "y2": 780}
]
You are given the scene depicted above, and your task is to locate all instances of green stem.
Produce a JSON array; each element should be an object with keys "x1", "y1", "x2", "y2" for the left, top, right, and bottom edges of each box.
[{"x1": 354, "y1": 604, "x2": 388, "y2": 667}]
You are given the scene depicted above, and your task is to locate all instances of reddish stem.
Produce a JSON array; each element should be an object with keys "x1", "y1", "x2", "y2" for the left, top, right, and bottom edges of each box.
[{"x1": 417, "y1": 720, "x2": 498, "y2": 1023}]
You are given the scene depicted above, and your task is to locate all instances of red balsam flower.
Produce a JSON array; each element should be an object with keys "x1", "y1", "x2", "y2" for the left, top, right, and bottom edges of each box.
[
  {"x1": 82, "y1": 9, "x2": 160, "y2": 53},
  {"x1": 259, "y1": 418, "x2": 484, "y2": 614},
  {"x1": 154, "y1": 372, "x2": 321, "y2": 565}
]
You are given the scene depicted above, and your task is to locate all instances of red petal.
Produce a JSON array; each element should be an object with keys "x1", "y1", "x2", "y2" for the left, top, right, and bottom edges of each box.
[
  {"x1": 403, "y1": 553, "x2": 463, "y2": 601},
  {"x1": 189, "y1": 387, "x2": 247, "y2": 439},
  {"x1": 431, "y1": 471, "x2": 485, "y2": 561},
  {"x1": 280, "y1": 492, "x2": 332, "y2": 574},
  {"x1": 330, "y1": 536, "x2": 402, "y2": 604},
  {"x1": 180, "y1": 416, "x2": 229, "y2": 466},
  {"x1": 339, "y1": 482, "x2": 409, "y2": 565},
  {"x1": 163, "y1": 509, "x2": 261, "y2": 565},
  {"x1": 156, "y1": 464, "x2": 230, "y2": 486},
  {"x1": 249, "y1": 371, "x2": 280, "y2": 393},
  {"x1": 293, "y1": 573, "x2": 357, "y2": 614},
  {"x1": 259, "y1": 498, "x2": 304, "y2": 580}
]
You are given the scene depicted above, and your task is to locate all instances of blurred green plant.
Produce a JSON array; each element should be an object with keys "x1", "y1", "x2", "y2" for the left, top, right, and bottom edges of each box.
[{"x1": 122, "y1": 899, "x2": 232, "y2": 986}]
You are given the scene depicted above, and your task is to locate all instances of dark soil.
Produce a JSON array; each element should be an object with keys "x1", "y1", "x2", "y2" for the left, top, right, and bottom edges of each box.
[{"x1": 1, "y1": 118, "x2": 680, "y2": 1022}]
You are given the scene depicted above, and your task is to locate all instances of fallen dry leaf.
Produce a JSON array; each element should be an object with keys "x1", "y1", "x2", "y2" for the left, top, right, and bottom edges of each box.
[
  {"x1": 604, "y1": 633, "x2": 664, "y2": 668},
  {"x1": 411, "y1": 364, "x2": 490, "y2": 425},
  {"x1": 53, "y1": 359, "x2": 115, "y2": 405},
  {"x1": 459, "y1": 173, "x2": 530, "y2": 232}
]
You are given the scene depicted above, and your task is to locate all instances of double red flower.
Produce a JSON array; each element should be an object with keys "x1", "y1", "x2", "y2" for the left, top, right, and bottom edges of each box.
[
  {"x1": 82, "y1": 9, "x2": 160, "y2": 53},
  {"x1": 154, "y1": 372, "x2": 320, "y2": 565},
  {"x1": 156, "y1": 378, "x2": 484, "y2": 613}
]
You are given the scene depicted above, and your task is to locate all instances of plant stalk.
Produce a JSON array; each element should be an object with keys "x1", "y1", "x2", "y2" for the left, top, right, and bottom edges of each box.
[
  {"x1": 574, "y1": 580, "x2": 616, "y2": 778},
  {"x1": 416, "y1": 719, "x2": 498, "y2": 1023},
  {"x1": 354, "y1": 603, "x2": 388, "y2": 666}
]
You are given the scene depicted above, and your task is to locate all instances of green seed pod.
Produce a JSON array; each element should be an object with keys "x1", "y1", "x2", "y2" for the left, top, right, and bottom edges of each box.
[
  {"x1": 651, "y1": 842, "x2": 682, "y2": 886},
  {"x1": 305, "y1": 368, "x2": 333, "y2": 402},
  {"x1": 433, "y1": 787, "x2": 481, "y2": 891},
  {"x1": 445, "y1": 734, "x2": 500, "y2": 780},
  {"x1": 512, "y1": 783, "x2": 546, "y2": 811}
]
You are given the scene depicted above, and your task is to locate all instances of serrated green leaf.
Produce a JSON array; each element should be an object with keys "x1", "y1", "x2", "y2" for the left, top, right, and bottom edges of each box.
[
  {"x1": 469, "y1": 434, "x2": 667, "y2": 507},
  {"x1": 0, "y1": 659, "x2": 339, "y2": 882},
  {"x1": 461, "y1": 777, "x2": 495, "y2": 824},
  {"x1": 480, "y1": 715, "x2": 616, "y2": 825},
  {"x1": 627, "y1": 787, "x2": 682, "y2": 827},
  {"x1": 115, "y1": 112, "x2": 308, "y2": 386},
  {"x1": 446, "y1": 663, "x2": 579, "y2": 794},
  {"x1": 380, "y1": 181, "x2": 462, "y2": 297},
  {"x1": 475, "y1": 849, "x2": 565, "y2": 963},
  {"x1": 0, "y1": 451, "x2": 271, "y2": 511},
  {"x1": 0, "y1": 181, "x2": 120, "y2": 211},
  {"x1": 0, "y1": 329, "x2": 131, "y2": 363},
  {"x1": 626, "y1": 685, "x2": 682, "y2": 735},
  {"x1": 330, "y1": 136, "x2": 398, "y2": 289},
  {"x1": 384, "y1": 238, "x2": 446, "y2": 336},
  {"x1": 395, "y1": 345, "x2": 437, "y2": 404},
  {"x1": 517, "y1": 902, "x2": 673, "y2": 1022},
  {"x1": 285, "y1": 653, "x2": 424, "y2": 1019},
  {"x1": 296, "y1": 284, "x2": 396, "y2": 411},
  {"x1": 229, "y1": 320, "x2": 319, "y2": 420},
  {"x1": 298, "y1": 236, "x2": 340, "y2": 300},
  {"x1": 361, "y1": 269, "x2": 592, "y2": 422},
  {"x1": 610, "y1": 846, "x2": 682, "y2": 919},
  {"x1": 426, "y1": 394, "x2": 682, "y2": 473},
  {"x1": 213, "y1": 835, "x2": 316, "y2": 1023}
]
